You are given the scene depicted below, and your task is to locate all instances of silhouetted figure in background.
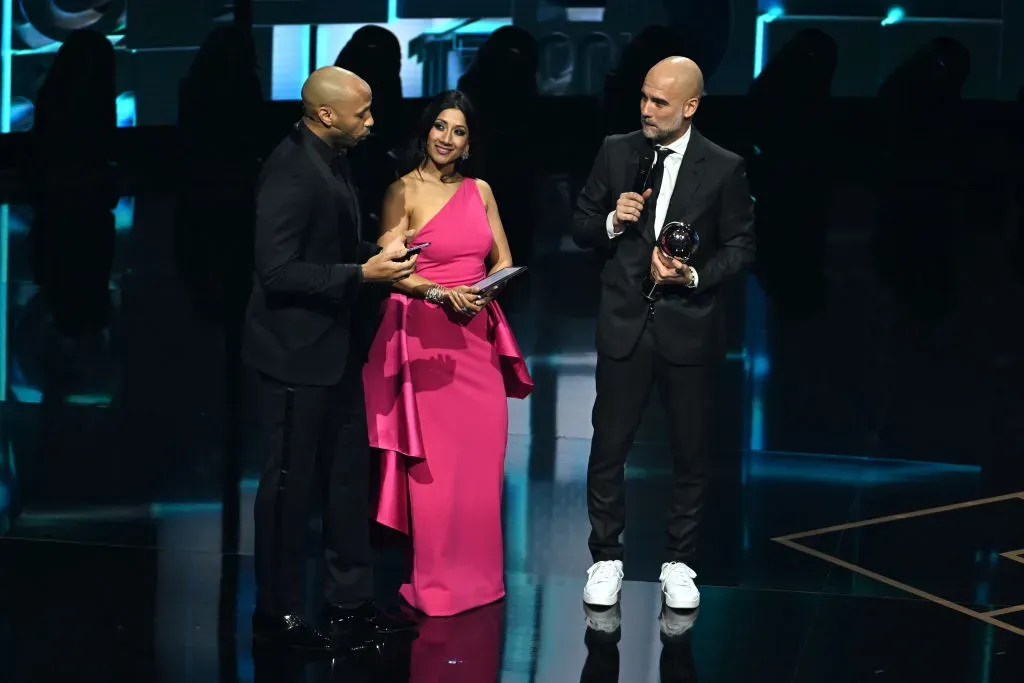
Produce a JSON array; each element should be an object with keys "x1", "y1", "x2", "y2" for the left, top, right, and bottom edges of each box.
[
  {"x1": 871, "y1": 37, "x2": 974, "y2": 462},
  {"x1": 23, "y1": 29, "x2": 119, "y2": 516},
  {"x1": 336, "y1": 25, "x2": 404, "y2": 234},
  {"x1": 459, "y1": 26, "x2": 538, "y2": 130},
  {"x1": 458, "y1": 26, "x2": 539, "y2": 305},
  {"x1": 176, "y1": 24, "x2": 262, "y2": 330},
  {"x1": 873, "y1": 37, "x2": 970, "y2": 322},
  {"x1": 29, "y1": 28, "x2": 118, "y2": 404},
  {"x1": 747, "y1": 28, "x2": 836, "y2": 320},
  {"x1": 31, "y1": 29, "x2": 117, "y2": 340},
  {"x1": 335, "y1": 26, "x2": 402, "y2": 145},
  {"x1": 741, "y1": 29, "x2": 837, "y2": 457},
  {"x1": 176, "y1": 25, "x2": 263, "y2": 632},
  {"x1": 661, "y1": 0, "x2": 731, "y2": 81},
  {"x1": 602, "y1": 26, "x2": 684, "y2": 136}
]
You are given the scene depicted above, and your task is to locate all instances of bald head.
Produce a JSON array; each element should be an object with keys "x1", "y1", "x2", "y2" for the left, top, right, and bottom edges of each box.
[
  {"x1": 640, "y1": 57, "x2": 703, "y2": 145},
  {"x1": 647, "y1": 57, "x2": 704, "y2": 100},
  {"x1": 301, "y1": 66, "x2": 374, "y2": 148},
  {"x1": 302, "y1": 66, "x2": 367, "y2": 114}
]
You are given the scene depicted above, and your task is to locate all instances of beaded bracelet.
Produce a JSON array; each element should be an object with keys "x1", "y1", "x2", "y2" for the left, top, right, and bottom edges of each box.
[{"x1": 425, "y1": 285, "x2": 448, "y2": 305}]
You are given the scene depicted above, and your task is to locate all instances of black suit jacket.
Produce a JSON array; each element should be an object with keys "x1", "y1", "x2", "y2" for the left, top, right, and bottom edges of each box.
[
  {"x1": 572, "y1": 128, "x2": 755, "y2": 365},
  {"x1": 242, "y1": 123, "x2": 382, "y2": 386}
]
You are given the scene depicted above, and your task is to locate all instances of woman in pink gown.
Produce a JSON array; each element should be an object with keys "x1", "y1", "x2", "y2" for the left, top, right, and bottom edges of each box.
[{"x1": 363, "y1": 90, "x2": 533, "y2": 617}]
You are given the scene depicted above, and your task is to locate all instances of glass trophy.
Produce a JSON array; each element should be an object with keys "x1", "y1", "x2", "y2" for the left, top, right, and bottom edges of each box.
[{"x1": 641, "y1": 221, "x2": 700, "y2": 302}]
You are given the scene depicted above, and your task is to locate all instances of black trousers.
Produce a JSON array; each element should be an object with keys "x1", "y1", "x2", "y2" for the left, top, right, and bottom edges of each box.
[
  {"x1": 587, "y1": 316, "x2": 714, "y2": 565},
  {"x1": 253, "y1": 361, "x2": 373, "y2": 616}
]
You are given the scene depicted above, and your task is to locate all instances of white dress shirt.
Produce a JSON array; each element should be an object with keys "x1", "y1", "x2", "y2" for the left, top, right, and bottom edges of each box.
[{"x1": 605, "y1": 127, "x2": 698, "y2": 287}]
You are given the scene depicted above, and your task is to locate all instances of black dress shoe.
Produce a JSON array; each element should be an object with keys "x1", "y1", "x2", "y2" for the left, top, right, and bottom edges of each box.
[
  {"x1": 252, "y1": 612, "x2": 335, "y2": 653},
  {"x1": 323, "y1": 601, "x2": 419, "y2": 638}
]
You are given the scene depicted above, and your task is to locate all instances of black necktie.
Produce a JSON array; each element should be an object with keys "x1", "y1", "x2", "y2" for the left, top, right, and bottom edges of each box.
[{"x1": 644, "y1": 146, "x2": 674, "y2": 234}]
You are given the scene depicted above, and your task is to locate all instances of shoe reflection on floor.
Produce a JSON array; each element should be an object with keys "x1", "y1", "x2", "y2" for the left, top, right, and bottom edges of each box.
[{"x1": 579, "y1": 601, "x2": 697, "y2": 682}]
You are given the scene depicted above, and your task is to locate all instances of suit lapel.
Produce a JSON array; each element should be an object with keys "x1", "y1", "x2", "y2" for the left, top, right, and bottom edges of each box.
[{"x1": 663, "y1": 128, "x2": 705, "y2": 231}]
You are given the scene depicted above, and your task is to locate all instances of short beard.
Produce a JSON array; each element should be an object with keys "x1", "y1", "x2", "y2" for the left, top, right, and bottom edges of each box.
[
  {"x1": 641, "y1": 113, "x2": 685, "y2": 144},
  {"x1": 643, "y1": 127, "x2": 675, "y2": 143},
  {"x1": 638, "y1": 123, "x2": 688, "y2": 146}
]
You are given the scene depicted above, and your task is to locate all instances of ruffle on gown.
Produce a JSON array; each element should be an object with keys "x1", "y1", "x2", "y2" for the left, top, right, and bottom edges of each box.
[{"x1": 364, "y1": 293, "x2": 532, "y2": 534}]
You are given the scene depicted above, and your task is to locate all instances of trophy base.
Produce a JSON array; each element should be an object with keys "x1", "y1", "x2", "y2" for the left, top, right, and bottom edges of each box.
[{"x1": 641, "y1": 278, "x2": 660, "y2": 302}]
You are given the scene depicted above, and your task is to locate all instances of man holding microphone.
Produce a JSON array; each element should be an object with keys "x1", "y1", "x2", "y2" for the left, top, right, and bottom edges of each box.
[{"x1": 572, "y1": 57, "x2": 756, "y2": 611}]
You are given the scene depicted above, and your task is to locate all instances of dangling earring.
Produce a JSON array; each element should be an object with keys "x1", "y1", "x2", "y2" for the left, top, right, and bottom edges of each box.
[{"x1": 461, "y1": 150, "x2": 470, "y2": 161}]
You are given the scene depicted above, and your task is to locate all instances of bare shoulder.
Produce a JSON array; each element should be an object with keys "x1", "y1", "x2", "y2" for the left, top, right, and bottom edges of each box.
[
  {"x1": 385, "y1": 175, "x2": 414, "y2": 204},
  {"x1": 387, "y1": 175, "x2": 410, "y2": 195},
  {"x1": 473, "y1": 177, "x2": 495, "y2": 204},
  {"x1": 381, "y1": 178, "x2": 413, "y2": 224}
]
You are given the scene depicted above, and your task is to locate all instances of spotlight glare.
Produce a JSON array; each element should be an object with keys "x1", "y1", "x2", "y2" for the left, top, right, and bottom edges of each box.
[{"x1": 881, "y1": 6, "x2": 906, "y2": 26}]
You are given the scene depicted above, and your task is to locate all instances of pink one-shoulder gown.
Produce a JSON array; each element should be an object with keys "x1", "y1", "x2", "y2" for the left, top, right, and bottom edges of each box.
[{"x1": 363, "y1": 178, "x2": 533, "y2": 617}]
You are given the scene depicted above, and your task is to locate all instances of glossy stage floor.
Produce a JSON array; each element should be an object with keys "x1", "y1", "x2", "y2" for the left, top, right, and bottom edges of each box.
[{"x1": 1, "y1": 187, "x2": 1023, "y2": 683}]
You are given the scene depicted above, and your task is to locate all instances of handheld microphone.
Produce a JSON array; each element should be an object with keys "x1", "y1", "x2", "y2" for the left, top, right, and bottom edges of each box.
[
  {"x1": 622, "y1": 149, "x2": 655, "y2": 233},
  {"x1": 632, "y1": 149, "x2": 655, "y2": 194}
]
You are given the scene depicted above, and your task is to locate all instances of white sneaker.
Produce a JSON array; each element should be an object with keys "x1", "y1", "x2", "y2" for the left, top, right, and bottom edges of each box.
[
  {"x1": 659, "y1": 562, "x2": 700, "y2": 610},
  {"x1": 583, "y1": 560, "x2": 624, "y2": 606}
]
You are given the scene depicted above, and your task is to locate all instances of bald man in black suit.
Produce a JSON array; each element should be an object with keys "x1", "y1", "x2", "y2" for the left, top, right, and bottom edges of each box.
[
  {"x1": 573, "y1": 57, "x2": 755, "y2": 613},
  {"x1": 245, "y1": 66, "x2": 417, "y2": 653}
]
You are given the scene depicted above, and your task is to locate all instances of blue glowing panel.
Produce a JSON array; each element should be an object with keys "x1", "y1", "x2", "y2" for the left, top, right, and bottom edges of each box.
[
  {"x1": 2, "y1": 0, "x2": 127, "y2": 131},
  {"x1": 116, "y1": 91, "x2": 135, "y2": 127},
  {"x1": 315, "y1": 20, "x2": 468, "y2": 98},
  {"x1": 1, "y1": 0, "x2": 12, "y2": 134},
  {"x1": 277, "y1": 17, "x2": 512, "y2": 100},
  {"x1": 270, "y1": 24, "x2": 311, "y2": 101},
  {"x1": 2, "y1": 33, "x2": 128, "y2": 133},
  {"x1": 754, "y1": 7, "x2": 784, "y2": 77}
]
